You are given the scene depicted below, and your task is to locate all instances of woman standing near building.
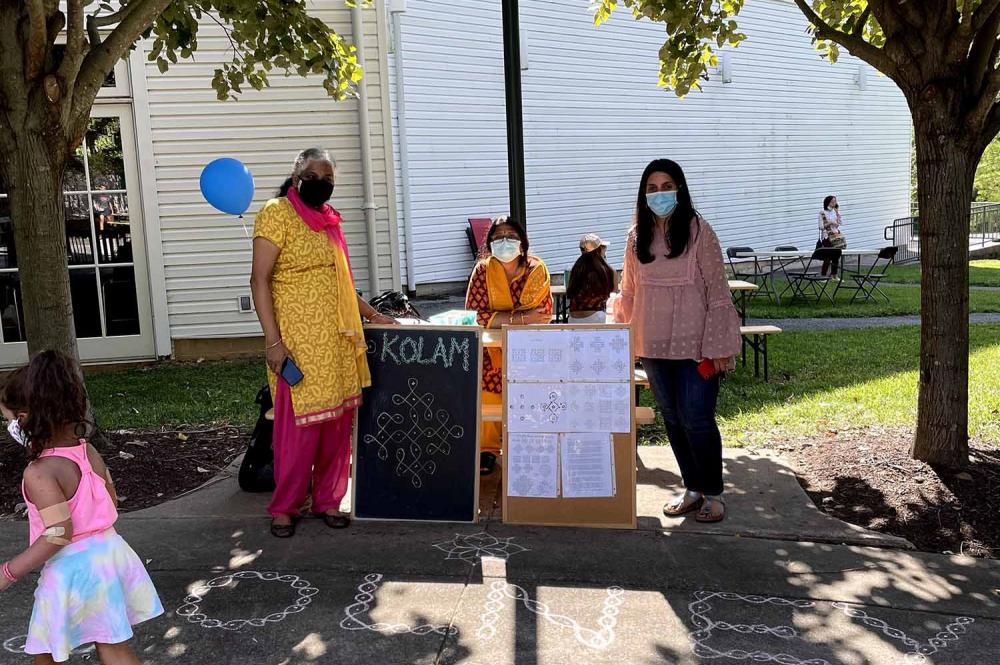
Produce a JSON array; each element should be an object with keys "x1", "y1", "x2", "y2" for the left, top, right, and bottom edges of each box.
[
  {"x1": 818, "y1": 195, "x2": 845, "y2": 277},
  {"x1": 250, "y1": 148, "x2": 394, "y2": 538},
  {"x1": 465, "y1": 216, "x2": 553, "y2": 475},
  {"x1": 614, "y1": 159, "x2": 741, "y2": 523}
]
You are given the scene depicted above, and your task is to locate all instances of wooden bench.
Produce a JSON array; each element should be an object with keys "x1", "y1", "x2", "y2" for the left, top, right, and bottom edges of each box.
[{"x1": 740, "y1": 324, "x2": 781, "y2": 381}]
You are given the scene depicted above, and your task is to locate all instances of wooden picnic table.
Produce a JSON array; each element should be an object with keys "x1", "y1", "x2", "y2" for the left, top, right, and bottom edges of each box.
[{"x1": 728, "y1": 279, "x2": 758, "y2": 326}]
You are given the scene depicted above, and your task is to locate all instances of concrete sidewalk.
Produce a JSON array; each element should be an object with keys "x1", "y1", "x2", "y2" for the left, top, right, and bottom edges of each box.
[{"x1": 0, "y1": 449, "x2": 996, "y2": 664}]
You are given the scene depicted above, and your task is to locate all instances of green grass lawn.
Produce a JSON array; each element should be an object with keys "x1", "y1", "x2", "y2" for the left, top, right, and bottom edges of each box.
[
  {"x1": 882, "y1": 260, "x2": 1000, "y2": 287},
  {"x1": 639, "y1": 323, "x2": 1000, "y2": 448},
  {"x1": 744, "y1": 281, "x2": 1000, "y2": 319},
  {"x1": 87, "y1": 325, "x2": 1000, "y2": 450}
]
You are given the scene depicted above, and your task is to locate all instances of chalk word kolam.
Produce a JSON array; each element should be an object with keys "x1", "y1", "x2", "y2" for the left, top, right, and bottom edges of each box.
[
  {"x1": 432, "y1": 532, "x2": 530, "y2": 564},
  {"x1": 369, "y1": 333, "x2": 472, "y2": 372},
  {"x1": 3, "y1": 635, "x2": 94, "y2": 656},
  {"x1": 176, "y1": 571, "x2": 318, "y2": 631},
  {"x1": 478, "y1": 581, "x2": 624, "y2": 649},
  {"x1": 340, "y1": 573, "x2": 458, "y2": 637}
]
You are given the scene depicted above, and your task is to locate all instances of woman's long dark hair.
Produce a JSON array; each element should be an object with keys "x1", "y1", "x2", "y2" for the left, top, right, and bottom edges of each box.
[
  {"x1": 1, "y1": 351, "x2": 90, "y2": 460},
  {"x1": 823, "y1": 195, "x2": 836, "y2": 210},
  {"x1": 635, "y1": 159, "x2": 698, "y2": 263},
  {"x1": 484, "y1": 215, "x2": 529, "y2": 266},
  {"x1": 567, "y1": 250, "x2": 615, "y2": 303}
]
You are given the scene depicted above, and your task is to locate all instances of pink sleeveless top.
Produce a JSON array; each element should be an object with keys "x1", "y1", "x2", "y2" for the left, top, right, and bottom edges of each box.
[{"x1": 23, "y1": 441, "x2": 118, "y2": 545}]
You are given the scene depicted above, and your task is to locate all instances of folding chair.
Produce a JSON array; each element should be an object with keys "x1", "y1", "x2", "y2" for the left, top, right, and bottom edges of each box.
[
  {"x1": 835, "y1": 246, "x2": 898, "y2": 303},
  {"x1": 772, "y1": 245, "x2": 804, "y2": 279},
  {"x1": 782, "y1": 247, "x2": 842, "y2": 303},
  {"x1": 466, "y1": 218, "x2": 492, "y2": 260},
  {"x1": 726, "y1": 246, "x2": 773, "y2": 301}
]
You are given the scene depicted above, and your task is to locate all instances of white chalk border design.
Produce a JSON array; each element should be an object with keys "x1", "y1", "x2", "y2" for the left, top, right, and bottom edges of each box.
[
  {"x1": 176, "y1": 571, "x2": 318, "y2": 631},
  {"x1": 479, "y1": 581, "x2": 624, "y2": 649},
  {"x1": 340, "y1": 573, "x2": 458, "y2": 636},
  {"x1": 832, "y1": 602, "x2": 974, "y2": 662}
]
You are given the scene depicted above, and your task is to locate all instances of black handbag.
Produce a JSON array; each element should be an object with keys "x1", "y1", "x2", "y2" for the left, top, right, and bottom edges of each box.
[
  {"x1": 368, "y1": 290, "x2": 426, "y2": 320},
  {"x1": 238, "y1": 385, "x2": 276, "y2": 493}
]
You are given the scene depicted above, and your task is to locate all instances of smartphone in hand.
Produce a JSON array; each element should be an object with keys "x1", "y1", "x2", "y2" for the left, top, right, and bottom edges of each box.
[{"x1": 280, "y1": 356, "x2": 305, "y2": 386}]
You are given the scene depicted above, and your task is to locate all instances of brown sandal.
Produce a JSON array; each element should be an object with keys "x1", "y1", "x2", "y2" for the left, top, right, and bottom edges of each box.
[
  {"x1": 663, "y1": 492, "x2": 704, "y2": 517},
  {"x1": 270, "y1": 516, "x2": 298, "y2": 538},
  {"x1": 695, "y1": 497, "x2": 726, "y2": 523},
  {"x1": 317, "y1": 511, "x2": 351, "y2": 529}
]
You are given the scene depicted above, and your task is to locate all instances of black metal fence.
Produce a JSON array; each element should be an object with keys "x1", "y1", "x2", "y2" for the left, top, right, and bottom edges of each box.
[{"x1": 884, "y1": 202, "x2": 1000, "y2": 264}]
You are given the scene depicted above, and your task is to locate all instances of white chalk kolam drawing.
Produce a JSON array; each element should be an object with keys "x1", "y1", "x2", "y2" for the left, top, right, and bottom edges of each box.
[
  {"x1": 478, "y1": 582, "x2": 625, "y2": 649},
  {"x1": 2, "y1": 635, "x2": 95, "y2": 656},
  {"x1": 362, "y1": 378, "x2": 464, "y2": 489},
  {"x1": 340, "y1": 573, "x2": 457, "y2": 637},
  {"x1": 432, "y1": 532, "x2": 530, "y2": 564},
  {"x1": 832, "y1": 602, "x2": 974, "y2": 663},
  {"x1": 176, "y1": 571, "x2": 318, "y2": 631},
  {"x1": 688, "y1": 591, "x2": 976, "y2": 665},
  {"x1": 688, "y1": 591, "x2": 833, "y2": 665}
]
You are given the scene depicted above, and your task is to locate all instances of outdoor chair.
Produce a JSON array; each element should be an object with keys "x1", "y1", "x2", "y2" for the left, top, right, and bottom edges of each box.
[
  {"x1": 773, "y1": 245, "x2": 804, "y2": 276},
  {"x1": 782, "y1": 247, "x2": 842, "y2": 303},
  {"x1": 726, "y1": 246, "x2": 773, "y2": 301},
  {"x1": 834, "y1": 246, "x2": 898, "y2": 303},
  {"x1": 466, "y1": 218, "x2": 492, "y2": 260}
]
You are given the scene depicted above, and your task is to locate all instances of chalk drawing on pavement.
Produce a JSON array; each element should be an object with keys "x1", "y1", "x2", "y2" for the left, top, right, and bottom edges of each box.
[
  {"x1": 832, "y1": 602, "x2": 974, "y2": 663},
  {"x1": 340, "y1": 573, "x2": 457, "y2": 637},
  {"x1": 176, "y1": 570, "x2": 318, "y2": 631},
  {"x1": 432, "y1": 532, "x2": 529, "y2": 564}
]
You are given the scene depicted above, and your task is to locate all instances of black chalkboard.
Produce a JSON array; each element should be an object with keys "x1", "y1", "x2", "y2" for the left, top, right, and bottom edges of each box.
[{"x1": 353, "y1": 326, "x2": 482, "y2": 522}]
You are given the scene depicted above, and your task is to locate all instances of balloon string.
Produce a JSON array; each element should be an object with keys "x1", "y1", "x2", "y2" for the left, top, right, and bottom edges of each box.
[{"x1": 239, "y1": 215, "x2": 252, "y2": 249}]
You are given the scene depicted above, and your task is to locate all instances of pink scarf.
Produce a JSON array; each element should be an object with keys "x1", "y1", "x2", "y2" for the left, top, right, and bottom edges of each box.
[{"x1": 286, "y1": 186, "x2": 354, "y2": 281}]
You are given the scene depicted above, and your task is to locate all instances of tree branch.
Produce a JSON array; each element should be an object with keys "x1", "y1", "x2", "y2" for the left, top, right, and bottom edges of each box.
[
  {"x1": 86, "y1": 6, "x2": 134, "y2": 48},
  {"x1": 973, "y1": 0, "x2": 1000, "y2": 34},
  {"x1": 793, "y1": 0, "x2": 899, "y2": 79},
  {"x1": 24, "y1": 0, "x2": 47, "y2": 80},
  {"x1": 56, "y1": 0, "x2": 87, "y2": 82},
  {"x1": 71, "y1": 0, "x2": 173, "y2": 139},
  {"x1": 968, "y1": 5, "x2": 1000, "y2": 95},
  {"x1": 978, "y1": 101, "x2": 1000, "y2": 154},
  {"x1": 852, "y1": 6, "x2": 872, "y2": 38}
]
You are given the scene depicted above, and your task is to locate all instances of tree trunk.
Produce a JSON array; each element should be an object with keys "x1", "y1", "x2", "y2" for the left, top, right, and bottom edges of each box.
[
  {"x1": 911, "y1": 118, "x2": 975, "y2": 467},
  {"x1": 1, "y1": 130, "x2": 79, "y2": 360}
]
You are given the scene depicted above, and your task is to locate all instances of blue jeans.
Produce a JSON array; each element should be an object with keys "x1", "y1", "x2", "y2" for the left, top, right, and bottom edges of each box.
[{"x1": 640, "y1": 358, "x2": 724, "y2": 496}]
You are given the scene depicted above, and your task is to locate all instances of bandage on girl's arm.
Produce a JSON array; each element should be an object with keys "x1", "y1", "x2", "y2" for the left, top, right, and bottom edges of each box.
[{"x1": 4, "y1": 465, "x2": 76, "y2": 582}]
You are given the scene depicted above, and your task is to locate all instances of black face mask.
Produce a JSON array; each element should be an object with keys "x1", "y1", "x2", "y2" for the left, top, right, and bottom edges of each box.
[{"x1": 297, "y1": 178, "x2": 334, "y2": 207}]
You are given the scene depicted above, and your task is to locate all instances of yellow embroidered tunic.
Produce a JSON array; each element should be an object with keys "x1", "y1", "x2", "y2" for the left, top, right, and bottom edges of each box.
[{"x1": 253, "y1": 197, "x2": 369, "y2": 425}]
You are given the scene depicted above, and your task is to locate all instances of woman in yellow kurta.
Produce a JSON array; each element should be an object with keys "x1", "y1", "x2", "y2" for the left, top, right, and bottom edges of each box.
[
  {"x1": 465, "y1": 216, "x2": 552, "y2": 475},
  {"x1": 250, "y1": 148, "x2": 394, "y2": 538}
]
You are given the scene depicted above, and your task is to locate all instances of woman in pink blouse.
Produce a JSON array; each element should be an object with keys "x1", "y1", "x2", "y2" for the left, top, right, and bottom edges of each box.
[{"x1": 614, "y1": 159, "x2": 742, "y2": 523}]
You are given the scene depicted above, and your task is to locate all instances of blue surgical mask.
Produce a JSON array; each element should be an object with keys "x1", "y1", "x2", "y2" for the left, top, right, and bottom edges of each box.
[
  {"x1": 491, "y1": 238, "x2": 522, "y2": 263},
  {"x1": 7, "y1": 420, "x2": 27, "y2": 447},
  {"x1": 647, "y1": 190, "x2": 678, "y2": 217}
]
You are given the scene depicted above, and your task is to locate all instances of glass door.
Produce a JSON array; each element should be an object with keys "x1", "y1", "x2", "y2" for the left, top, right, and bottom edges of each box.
[{"x1": 0, "y1": 105, "x2": 154, "y2": 366}]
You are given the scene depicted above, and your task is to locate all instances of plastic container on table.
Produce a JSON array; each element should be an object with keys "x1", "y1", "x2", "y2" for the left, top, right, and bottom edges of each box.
[{"x1": 428, "y1": 309, "x2": 479, "y2": 326}]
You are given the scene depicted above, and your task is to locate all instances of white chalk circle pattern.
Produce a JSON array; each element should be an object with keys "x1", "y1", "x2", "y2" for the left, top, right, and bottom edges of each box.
[
  {"x1": 688, "y1": 590, "x2": 833, "y2": 665},
  {"x1": 478, "y1": 581, "x2": 624, "y2": 649},
  {"x1": 340, "y1": 573, "x2": 457, "y2": 637},
  {"x1": 363, "y1": 378, "x2": 464, "y2": 489},
  {"x1": 176, "y1": 571, "x2": 318, "y2": 631},
  {"x1": 832, "y1": 602, "x2": 974, "y2": 663},
  {"x1": 432, "y1": 532, "x2": 530, "y2": 564}
]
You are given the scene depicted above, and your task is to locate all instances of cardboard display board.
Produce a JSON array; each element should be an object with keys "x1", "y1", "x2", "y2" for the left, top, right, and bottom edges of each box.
[
  {"x1": 352, "y1": 326, "x2": 482, "y2": 522},
  {"x1": 501, "y1": 324, "x2": 637, "y2": 529}
]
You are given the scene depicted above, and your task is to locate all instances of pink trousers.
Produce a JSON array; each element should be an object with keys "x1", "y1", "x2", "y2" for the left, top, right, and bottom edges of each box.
[{"x1": 268, "y1": 380, "x2": 354, "y2": 518}]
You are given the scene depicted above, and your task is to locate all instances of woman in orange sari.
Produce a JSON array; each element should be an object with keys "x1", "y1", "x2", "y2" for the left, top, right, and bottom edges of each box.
[{"x1": 465, "y1": 216, "x2": 553, "y2": 475}]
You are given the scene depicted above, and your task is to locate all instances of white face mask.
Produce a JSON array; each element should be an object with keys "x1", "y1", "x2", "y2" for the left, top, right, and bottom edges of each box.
[
  {"x1": 8, "y1": 420, "x2": 27, "y2": 447},
  {"x1": 490, "y1": 238, "x2": 522, "y2": 263}
]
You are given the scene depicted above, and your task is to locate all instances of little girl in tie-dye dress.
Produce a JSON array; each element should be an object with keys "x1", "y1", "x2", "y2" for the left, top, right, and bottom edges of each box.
[{"x1": 0, "y1": 351, "x2": 162, "y2": 664}]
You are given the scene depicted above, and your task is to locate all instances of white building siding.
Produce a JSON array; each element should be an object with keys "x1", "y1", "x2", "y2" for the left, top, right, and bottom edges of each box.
[
  {"x1": 391, "y1": 0, "x2": 911, "y2": 286},
  {"x1": 141, "y1": 2, "x2": 397, "y2": 340}
]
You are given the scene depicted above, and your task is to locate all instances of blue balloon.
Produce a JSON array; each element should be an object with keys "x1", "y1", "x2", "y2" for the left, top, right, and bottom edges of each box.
[{"x1": 200, "y1": 157, "x2": 255, "y2": 216}]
